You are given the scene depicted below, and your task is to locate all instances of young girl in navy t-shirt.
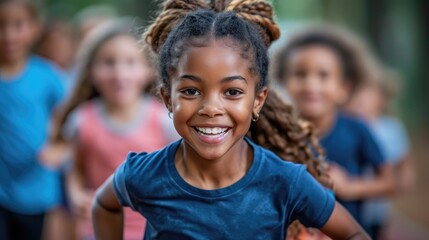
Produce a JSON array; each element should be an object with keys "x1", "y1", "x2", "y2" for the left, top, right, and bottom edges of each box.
[{"x1": 92, "y1": 1, "x2": 370, "y2": 239}]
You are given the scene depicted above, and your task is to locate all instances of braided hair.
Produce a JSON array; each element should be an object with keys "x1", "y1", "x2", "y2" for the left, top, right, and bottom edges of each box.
[{"x1": 145, "y1": 0, "x2": 331, "y2": 235}]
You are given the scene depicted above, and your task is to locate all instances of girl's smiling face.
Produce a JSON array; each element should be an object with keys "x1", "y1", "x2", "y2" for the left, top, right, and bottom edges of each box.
[{"x1": 162, "y1": 40, "x2": 267, "y2": 161}]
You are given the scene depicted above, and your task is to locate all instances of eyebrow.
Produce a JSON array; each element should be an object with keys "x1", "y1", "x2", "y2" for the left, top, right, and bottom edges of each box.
[{"x1": 178, "y1": 74, "x2": 247, "y2": 84}]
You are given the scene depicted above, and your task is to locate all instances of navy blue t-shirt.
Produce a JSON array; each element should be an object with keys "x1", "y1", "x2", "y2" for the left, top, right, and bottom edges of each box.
[
  {"x1": 114, "y1": 138, "x2": 335, "y2": 239},
  {"x1": 320, "y1": 113, "x2": 384, "y2": 224}
]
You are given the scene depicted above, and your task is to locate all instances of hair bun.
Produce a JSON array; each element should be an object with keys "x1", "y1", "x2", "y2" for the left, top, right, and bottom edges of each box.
[
  {"x1": 145, "y1": 0, "x2": 209, "y2": 53},
  {"x1": 146, "y1": 0, "x2": 280, "y2": 52},
  {"x1": 224, "y1": 0, "x2": 280, "y2": 46}
]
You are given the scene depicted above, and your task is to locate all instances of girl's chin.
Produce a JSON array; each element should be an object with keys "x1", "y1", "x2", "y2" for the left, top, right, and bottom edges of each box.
[
  {"x1": 298, "y1": 106, "x2": 329, "y2": 117},
  {"x1": 107, "y1": 95, "x2": 140, "y2": 106}
]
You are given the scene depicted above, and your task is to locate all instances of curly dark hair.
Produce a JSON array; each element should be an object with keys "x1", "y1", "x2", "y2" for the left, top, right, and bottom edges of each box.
[
  {"x1": 145, "y1": 0, "x2": 331, "y2": 236},
  {"x1": 272, "y1": 26, "x2": 372, "y2": 94}
]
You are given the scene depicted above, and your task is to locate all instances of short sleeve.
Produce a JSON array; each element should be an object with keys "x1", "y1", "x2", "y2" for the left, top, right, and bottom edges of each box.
[
  {"x1": 113, "y1": 152, "x2": 138, "y2": 210},
  {"x1": 289, "y1": 167, "x2": 335, "y2": 228},
  {"x1": 386, "y1": 119, "x2": 409, "y2": 162},
  {"x1": 359, "y1": 123, "x2": 385, "y2": 168},
  {"x1": 62, "y1": 109, "x2": 82, "y2": 142},
  {"x1": 48, "y1": 67, "x2": 66, "y2": 110}
]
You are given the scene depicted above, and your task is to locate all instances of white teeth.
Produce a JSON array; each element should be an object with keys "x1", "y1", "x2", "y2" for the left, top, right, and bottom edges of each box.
[{"x1": 195, "y1": 127, "x2": 228, "y2": 135}]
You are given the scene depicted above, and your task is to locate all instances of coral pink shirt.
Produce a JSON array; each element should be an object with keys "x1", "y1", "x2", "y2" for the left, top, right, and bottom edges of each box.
[{"x1": 69, "y1": 97, "x2": 177, "y2": 240}]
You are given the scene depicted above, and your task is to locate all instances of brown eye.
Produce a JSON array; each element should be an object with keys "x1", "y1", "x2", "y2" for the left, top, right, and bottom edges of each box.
[
  {"x1": 319, "y1": 70, "x2": 329, "y2": 81},
  {"x1": 181, "y1": 88, "x2": 200, "y2": 96},
  {"x1": 103, "y1": 58, "x2": 115, "y2": 67},
  {"x1": 293, "y1": 69, "x2": 307, "y2": 79},
  {"x1": 225, "y1": 89, "x2": 243, "y2": 96}
]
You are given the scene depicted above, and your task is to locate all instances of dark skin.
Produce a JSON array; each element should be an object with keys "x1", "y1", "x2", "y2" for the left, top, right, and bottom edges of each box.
[{"x1": 93, "y1": 40, "x2": 369, "y2": 240}]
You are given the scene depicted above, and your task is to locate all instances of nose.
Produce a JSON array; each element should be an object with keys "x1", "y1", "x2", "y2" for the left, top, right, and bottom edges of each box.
[
  {"x1": 302, "y1": 74, "x2": 320, "y2": 92},
  {"x1": 112, "y1": 63, "x2": 129, "y2": 82},
  {"x1": 197, "y1": 93, "x2": 225, "y2": 118}
]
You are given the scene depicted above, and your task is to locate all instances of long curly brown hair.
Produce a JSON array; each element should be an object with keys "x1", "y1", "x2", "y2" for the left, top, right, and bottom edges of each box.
[{"x1": 145, "y1": 0, "x2": 331, "y2": 237}]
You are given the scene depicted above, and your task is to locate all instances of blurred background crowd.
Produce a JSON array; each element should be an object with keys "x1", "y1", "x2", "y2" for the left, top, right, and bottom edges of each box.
[{"x1": 0, "y1": 0, "x2": 428, "y2": 239}]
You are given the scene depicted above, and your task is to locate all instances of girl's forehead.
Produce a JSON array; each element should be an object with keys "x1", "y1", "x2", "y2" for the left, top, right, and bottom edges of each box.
[
  {"x1": 170, "y1": 41, "x2": 259, "y2": 85},
  {"x1": 178, "y1": 42, "x2": 253, "y2": 73}
]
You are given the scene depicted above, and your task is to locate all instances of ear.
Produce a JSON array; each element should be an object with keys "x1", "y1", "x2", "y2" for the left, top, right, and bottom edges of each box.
[
  {"x1": 160, "y1": 87, "x2": 172, "y2": 111},
  {"x1": 253, "y1": 87, "x2": 268, "y2": 115}
]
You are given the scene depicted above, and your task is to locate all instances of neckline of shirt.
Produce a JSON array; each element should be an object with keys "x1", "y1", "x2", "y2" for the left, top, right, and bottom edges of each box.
[
  {"x1": 166, "y1": 137, "x2": 262, "y2": 199},
  {"x1": 0, "y1": 57, "x2": 31, "y2": 83},
  {"x1": 319, "y1": 111, "x2": 341, "y2": 141},
  {"x1": 95, "y1": 96, "x2": 151, "y2": 137}
]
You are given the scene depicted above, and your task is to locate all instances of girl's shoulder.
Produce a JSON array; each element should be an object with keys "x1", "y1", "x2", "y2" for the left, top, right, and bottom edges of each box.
[
  {"x1": 377, "y1": 115, "x2": 405, "y2": 130},
  {"x1": 119, "y1": 140, "x2": 180, "y2": 178},
  {"x1": 143, "y1": 95, "x2": 164, "y2": 108},
  {"x1": 71, "y1": 98, "x2": 101, "y2": 121},
  {"x1": 29, "y1": 55, "x2": 66, "y2": 82},
  {"x1": 61, "y1": 99, "x2": 100, "y2": 141},
  {"x1": 247, "y1": 138, "x2": 306, "y2": 179}
]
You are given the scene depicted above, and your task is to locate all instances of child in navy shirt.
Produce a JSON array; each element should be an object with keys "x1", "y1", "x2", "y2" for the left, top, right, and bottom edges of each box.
[
  {"x1": 275, "y1": 26, "x2": 396, "y2": 227},
  {"x1": 92, "y1": 1, "x2": 369, "y2": 239}
]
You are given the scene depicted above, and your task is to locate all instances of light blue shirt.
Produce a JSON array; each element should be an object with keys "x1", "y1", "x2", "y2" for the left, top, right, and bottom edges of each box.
[
  {"x1": 0, "y1": 56, "x2": 65, "y2": 214},
  {"x1": 362, "y1": 116, "x2": 410, "y2": 225}
]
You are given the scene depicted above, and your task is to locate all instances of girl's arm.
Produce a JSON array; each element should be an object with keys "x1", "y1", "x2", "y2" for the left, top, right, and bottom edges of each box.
[
  {"x1": 329, "y1": 163, "x2": 396, "y2": 200},
  {"x1": 320, "y1": 202, "x2": 370, "y2": 240},
  {"x1": 67, "y1": 145, "x2": 93, "y2": 219},
  {"x1": 396, "y1": 153, "x2": 416, "y2": 192},
  {"x1": 93, "y1": 176, "x2": 124, "y2": 240}
]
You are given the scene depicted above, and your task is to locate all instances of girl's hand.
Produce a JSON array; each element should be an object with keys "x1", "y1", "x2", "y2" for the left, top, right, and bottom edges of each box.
[
  {"x1": 329, "y1": 164, "x2": 354, "y2": 200},
  {"x1": 38, "y1": 142, "x2": 71, "y2": 169},
  {"x1": 70, "y1": 190, "x2": 93, "y2": 219}
]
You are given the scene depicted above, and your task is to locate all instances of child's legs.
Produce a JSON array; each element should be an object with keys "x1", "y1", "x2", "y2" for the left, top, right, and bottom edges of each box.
[
  {"x1": 0, "y1": 206, "x2": 12, "y2": 239},
  {"x1": 366, "y1": 224, "x2": 382, "y2": 240},
  {"x1": 0, "y1": 206, "x2": 45, "y2": 240},
  {"x1": 43, "y1": 207, "x2": 76, "y2": 240}
]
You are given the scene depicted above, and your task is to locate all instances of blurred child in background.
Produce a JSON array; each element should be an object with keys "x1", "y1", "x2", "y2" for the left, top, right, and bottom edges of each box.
[
  {"x1": 36, "y1": 18, "x2": 78, "y2": 97},
  {"x1": 0, "y1": 0, "x2": 65, "y2": 239},
  {"x1": 37, "y1": 19, "x2": 76, "y2": 72},
  {"x1": 273, "y1": 26, "x2": 397, "y2": 229},
  {"x1": 346, "y1": 69, "x2": 415, "y2": 239},
  {"x1": 51, "y1": 19, "x2": 178, "y2": 240}
]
